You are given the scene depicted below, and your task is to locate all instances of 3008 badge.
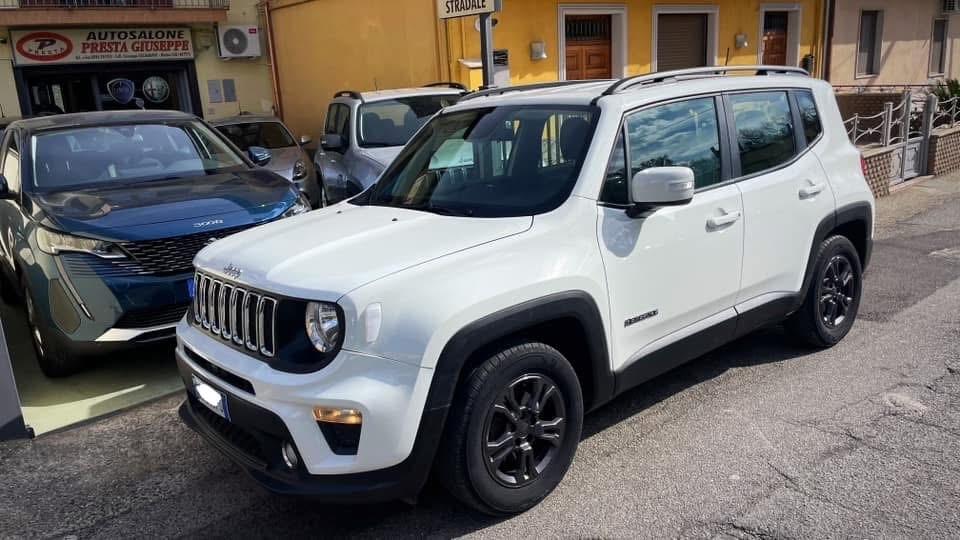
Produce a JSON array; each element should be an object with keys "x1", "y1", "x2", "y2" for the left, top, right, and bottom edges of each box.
[{"x1": 16, "y1": 32, "x2": 74, "y2": 62}]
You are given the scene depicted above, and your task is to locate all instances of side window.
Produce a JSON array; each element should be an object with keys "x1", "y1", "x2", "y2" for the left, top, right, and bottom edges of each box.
[
  {"x1": 730, "y1": 92, "x2": 796, "y2": 176},
  {"x1": 325, "y1": 104, "x2": 350, "y2": 141},
  {"x1": 795, "y1": 91, "x2": 822, "y2": 146},
  {"x1": 2, "y1": 133, "x2": 21, "y2": 194},
  {"x1": 624, "y1": 97, "x2": 722, "y2": 190},
  {"x1": 600, "y1": 129, "x2": 628, "y2": 205}
]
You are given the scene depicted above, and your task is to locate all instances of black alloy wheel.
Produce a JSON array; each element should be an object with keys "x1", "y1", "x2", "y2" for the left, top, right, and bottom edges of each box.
[
  {"x1": 819, "y1": 254, "x2": 856, "y2": 329},
  {"x1": 437, "y1": 341, "x2": 584, "y2": 515},
  {"x1": 785, "y1": 235, "x2": 863, "y2": 348},
  {"x1": 482, "y1": 374, "x2": 566, "y2": 488}
]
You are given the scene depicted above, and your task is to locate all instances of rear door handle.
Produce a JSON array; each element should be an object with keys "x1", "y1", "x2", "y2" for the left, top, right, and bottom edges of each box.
[
  {"x1": 706, "y1": 209, "x2": 742, "y2": 229},
  {"x1": 799, "y1": 181, "x2": 826, "y2": 199}
]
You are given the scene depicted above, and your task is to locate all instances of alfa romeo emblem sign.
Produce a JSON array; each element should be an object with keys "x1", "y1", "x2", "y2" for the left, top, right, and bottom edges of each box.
[{"x1": 142, "y1": 76, "x2": 170, "y2": 103}]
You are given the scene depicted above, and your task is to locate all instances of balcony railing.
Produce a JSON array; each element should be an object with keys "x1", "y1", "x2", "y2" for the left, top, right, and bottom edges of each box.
[{"x1": 2, "y1": 0, "x2": 229, "y2": 8}]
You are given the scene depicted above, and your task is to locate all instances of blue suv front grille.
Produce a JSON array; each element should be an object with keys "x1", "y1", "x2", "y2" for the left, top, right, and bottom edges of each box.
[{"x1": 119, "y1": 225, "x2": 253, "y2": 276}]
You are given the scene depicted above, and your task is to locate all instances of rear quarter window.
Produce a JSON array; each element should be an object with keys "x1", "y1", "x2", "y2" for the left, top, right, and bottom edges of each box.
[{"x1": 795, "y1": 91, "x2": 823, "y2": 146}]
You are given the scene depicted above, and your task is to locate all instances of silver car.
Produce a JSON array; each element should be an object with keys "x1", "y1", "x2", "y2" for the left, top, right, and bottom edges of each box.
[
  {"x1": 212, "y1": 115, "x2": 323, "y2": 207},
  {"x1": 314, "y1": 84, "x2": 465, "y2": 204}
]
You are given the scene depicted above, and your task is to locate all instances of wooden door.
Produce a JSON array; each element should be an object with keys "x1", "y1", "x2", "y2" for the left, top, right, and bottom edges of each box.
[
  {"x1": 565, "y1": 15, "x2": 612, "y2": 80},
  {"x1": 761, "y1": 11, "x2": 789, "y2": 65}
]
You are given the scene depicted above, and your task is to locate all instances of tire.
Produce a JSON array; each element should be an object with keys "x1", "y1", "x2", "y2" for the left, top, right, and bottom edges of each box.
[
  {"x1": 437, "y1": 342, "x2": 584, "y2": 515},
  {"x1": 0, "y1": 269, "x2": 17, "y2": 305},
  {"x1": 785, "y1": 235, "x2": 863, "y2": 348},
  {"x1": 318, "y1": 177, "x2": 328, "y2": 208},
  {"x1": 21, "y1": 275, "x2": 83, "y2": 377}
]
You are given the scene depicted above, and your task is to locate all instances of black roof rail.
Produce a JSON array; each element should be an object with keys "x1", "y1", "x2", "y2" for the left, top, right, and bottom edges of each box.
[
  {"x1": 425, "y1": 81, "x2": 467, "y2": 92},
  {"x1": 333, "y1": 90, "x2": 364, "y2": 102},
  {"x1": 460, "y1": 80, "x2": 603, "y2": 102},
  {"x1": 598, "y1": 65, "x2": 809, "y2": 99}
]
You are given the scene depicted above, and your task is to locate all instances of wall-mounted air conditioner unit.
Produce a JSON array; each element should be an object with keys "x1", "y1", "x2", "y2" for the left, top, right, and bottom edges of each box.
[
  {"x1": 944, "y1": 0, "x2": 960, "y2": 15},
  {"x1": 217, "y1": 25, "x2": 262, "y2": 59}
]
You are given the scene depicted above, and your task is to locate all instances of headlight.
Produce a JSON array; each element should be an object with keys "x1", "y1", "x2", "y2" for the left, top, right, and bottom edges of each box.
[
  {"x1": 292, "y1": 159, "x2": 307, "y2": 180},
  {"x1": 282, "y1": 194, "x2": 311, "y2": 218},
  {"x1": 305, "y1": 301, "x2": 341, "y2": 353},
  {"x1": 36, "y1": 228, "x2": 125, "y2": 258}
]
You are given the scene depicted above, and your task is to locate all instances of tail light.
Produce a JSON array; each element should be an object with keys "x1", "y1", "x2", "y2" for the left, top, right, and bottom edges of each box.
[{"x1": 860, "y1": 155, "x2": 868, "y2": 177}]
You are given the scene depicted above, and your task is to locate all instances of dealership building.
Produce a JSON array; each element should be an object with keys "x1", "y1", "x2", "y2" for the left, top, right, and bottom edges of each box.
[{"x1": 0, "y1": 0, "x2": 275, "y2": 121}]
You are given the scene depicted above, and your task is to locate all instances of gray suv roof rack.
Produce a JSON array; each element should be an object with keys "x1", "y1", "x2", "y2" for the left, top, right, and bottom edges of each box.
[
  {"x1": 425, "y1": 82, "x2": 468, "y2": 92},
  {"x1": 460, "y1": 80, "x2": 600, "y2": 102},
  {"x1": 599, "y1": 65, "x2": 809, "y2": 98},
  {"x1": 334, "y1": 90, "x2": 364, "y2": 102}
]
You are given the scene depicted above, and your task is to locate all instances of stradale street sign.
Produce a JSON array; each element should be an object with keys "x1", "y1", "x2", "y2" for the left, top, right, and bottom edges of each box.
[{"x1": 437, "y1": 0, "x2": 495, "y2": 19}]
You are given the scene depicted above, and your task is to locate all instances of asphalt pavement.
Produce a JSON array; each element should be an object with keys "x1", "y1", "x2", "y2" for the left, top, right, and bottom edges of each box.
[{"x1": 1, "y1": 174, "x2": 959, "y2": 539}]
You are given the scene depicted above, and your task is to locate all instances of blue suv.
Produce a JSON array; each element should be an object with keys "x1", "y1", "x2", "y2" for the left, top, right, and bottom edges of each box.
[{"x1": 0, "y1": 111, "x2": 308, "y2": 376}]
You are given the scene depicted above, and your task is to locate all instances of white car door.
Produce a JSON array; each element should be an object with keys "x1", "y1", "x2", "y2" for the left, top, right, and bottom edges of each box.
[
  {"x1": 728, "y1": 90, "x2": 835, "y2": 306},
  {"x1": 597, "y1": 96, "x2": 744, "y2": 373}
]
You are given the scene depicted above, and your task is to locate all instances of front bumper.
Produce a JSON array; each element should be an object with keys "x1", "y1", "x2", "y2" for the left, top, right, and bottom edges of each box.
[
  {"x1": 176, "y1": 322, "x2": 446, "y2": 500},
  {"x1": 24, "y1": 250, "x2": 192, "y2": 351}
]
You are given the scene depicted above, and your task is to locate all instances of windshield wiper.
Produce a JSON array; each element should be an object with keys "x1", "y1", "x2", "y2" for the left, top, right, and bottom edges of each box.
[{"x1": 420, "y1": 204, "x2": 474, "y2": 217}]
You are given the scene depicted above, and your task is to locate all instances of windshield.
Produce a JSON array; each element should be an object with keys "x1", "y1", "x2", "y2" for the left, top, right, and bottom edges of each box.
[
  {"x1": 357, "y1": 95, "x2": 460, "y2": 148},
  {"x1": 30, "y1": 121, "x2": 246, "y2": 191},
  {"x1": 216, "y1": 121, "x2": 296, "y2": 151},
  {"x1": 355, "y1": 106, "x2": 597, "y2": 218}
]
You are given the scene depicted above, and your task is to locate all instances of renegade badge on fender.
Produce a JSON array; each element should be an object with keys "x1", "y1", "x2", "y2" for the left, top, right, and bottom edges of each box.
[{"x1": 0, "y1": 110, "x2": 309, "y2": 376}]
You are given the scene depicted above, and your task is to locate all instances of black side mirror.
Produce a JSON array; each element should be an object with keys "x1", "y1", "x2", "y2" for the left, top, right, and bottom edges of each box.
[
  {"x1": 0, "y1": 174, "x2": 11, "y2": 200},
  {"x1": 299, "y1": 135, "x2": 312, "y2": 146},
  {"x1": 248, "y1": 146, "x2": 272, "y2": 166},
  {"x1": 321, "y1": 134, "x2": 344, "y2": 152}
]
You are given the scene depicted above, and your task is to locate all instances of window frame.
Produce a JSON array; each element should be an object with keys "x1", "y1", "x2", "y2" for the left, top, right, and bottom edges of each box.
[
  {"x1": 721, "y1": 88, "x2": 820, "y2": 181},
  {"x1": 0, "y1": 129, "x2": 22, "y2": 199},
  {"x1": 929, "y1": 17, "x2": 949, "y2": 77},
  {"x1": 598, "y1": 92, "x2": 733, "y2": 207},
  {"x1": 855, "y1": 10, "x2": 883, "y2": 78},
  {"x1": 598, "y1": 87, "x2": 823, "y2": 206}
]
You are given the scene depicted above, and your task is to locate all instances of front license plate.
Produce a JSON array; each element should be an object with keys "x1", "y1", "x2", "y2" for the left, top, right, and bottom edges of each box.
[{"x1": 193, "y1": 375, "x2": 229, "y2": 420}]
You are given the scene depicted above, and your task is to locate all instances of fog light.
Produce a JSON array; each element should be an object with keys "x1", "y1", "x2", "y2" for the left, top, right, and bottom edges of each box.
[
  {"x1": 281, "y1": 441, "x2": 299, "y2": 470},
  {"x1": 313, "y1": 406, "x2": 363, "y2": 425}
]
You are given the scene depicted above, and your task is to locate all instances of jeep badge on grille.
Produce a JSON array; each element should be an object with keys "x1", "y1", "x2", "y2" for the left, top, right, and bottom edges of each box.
[{"x1": 223, "y1": 263, "x2": 242, "y2": 280}]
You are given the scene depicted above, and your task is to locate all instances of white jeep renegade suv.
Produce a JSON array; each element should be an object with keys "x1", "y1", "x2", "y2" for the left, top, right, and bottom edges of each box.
[{"x1": 176, "y1": 66, "x2": 874, "y2": 515}]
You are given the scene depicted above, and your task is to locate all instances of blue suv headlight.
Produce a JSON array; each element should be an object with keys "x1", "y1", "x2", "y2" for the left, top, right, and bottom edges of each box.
[
  {"x1": 36, "y1": 228, "x2": 126, "y2": 259},
  {"x1": 282, "y1": 194, "x2": 311, "y2": 218}
]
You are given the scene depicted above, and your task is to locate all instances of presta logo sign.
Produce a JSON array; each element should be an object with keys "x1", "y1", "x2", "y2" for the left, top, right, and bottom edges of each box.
[
  {"x1": 15, "y1": 32, "x2": 74, "y2": 62},
  {"x1": 437, "y1": 0, "x2": 496, "y2": 19}
]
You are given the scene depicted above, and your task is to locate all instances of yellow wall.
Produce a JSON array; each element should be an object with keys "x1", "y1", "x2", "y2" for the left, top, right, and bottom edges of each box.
[
  {"x1": 269, "y1": 0, "x2": 823, "y2": 138},
  {"x1": 270, "y1": 0, "x2": 444, "y2": 139},
  {"x1": 194, "y1": 0, "x2": 276, "y2": 119}
]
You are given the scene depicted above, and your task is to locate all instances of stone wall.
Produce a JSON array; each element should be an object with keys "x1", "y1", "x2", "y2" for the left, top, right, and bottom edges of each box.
[
  {"x1": 927, "y1": 126, "x2": 960, "y2": 176},
  {"x1": 861, "y1": 147, "x2": 892, "y2": 198}
]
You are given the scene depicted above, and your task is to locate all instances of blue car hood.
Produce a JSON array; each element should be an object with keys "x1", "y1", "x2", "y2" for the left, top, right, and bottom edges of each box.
[{"x1": 33, "y1": 169, "x2": 296, "y2": 242}]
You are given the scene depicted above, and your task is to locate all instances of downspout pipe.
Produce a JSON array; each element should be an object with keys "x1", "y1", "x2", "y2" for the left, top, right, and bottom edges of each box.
[{"x1": 823, "y1": 0, "x2": 836, "y2": 82}]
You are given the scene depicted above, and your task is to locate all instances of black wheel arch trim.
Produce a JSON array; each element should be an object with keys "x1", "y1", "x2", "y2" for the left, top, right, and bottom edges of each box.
[
  {"x1": 796, "y1": 201, "x2": 873, "y2": 312},
  {"x1": 425, "y1": 290, "x2": 614, "y2": 414}
]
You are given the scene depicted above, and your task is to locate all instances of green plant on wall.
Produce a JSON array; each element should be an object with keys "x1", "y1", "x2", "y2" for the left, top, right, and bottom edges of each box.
[{"x1": 931, "y1": 79, "x2": 960, "y2": 101}]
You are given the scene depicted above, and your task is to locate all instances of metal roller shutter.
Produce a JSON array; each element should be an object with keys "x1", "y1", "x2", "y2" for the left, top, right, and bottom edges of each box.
[{"x1": 657, "y1": 14, "x2": 708, "y2": 71}]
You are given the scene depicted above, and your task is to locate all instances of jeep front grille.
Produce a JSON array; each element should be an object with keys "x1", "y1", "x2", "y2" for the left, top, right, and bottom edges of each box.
[{"x1": 193, "y1": 271, "x2": 277, "y2": 357}]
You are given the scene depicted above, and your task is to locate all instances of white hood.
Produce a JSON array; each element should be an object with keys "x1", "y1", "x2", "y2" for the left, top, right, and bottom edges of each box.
[{"x1": 194, "y1": 203, "x2": 532, "y2": 301}]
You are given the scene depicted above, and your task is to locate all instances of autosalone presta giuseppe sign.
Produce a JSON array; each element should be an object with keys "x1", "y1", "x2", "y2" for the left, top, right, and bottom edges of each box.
[
  {"x1": 11, "y1": 28, "x2": 194, "y2": 66},
  {"x1": 437, "y1": 0, "x2": 496, "y2": 19}
]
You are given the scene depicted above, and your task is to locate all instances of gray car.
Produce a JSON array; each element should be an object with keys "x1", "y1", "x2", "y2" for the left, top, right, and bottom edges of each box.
[
  {"x1": 314, "y1": 84, "x2": 465, "y2": 204},
  {"x1": 212, "y1": 115, "x2": 323, "y2": 207}
]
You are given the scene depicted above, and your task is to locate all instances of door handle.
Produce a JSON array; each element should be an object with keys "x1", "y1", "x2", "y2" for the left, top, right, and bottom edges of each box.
[
  {"x1": 799, "y1": 181, "x2": 826, "y2": 199},
  {"x1": 706, "y1": 209, "x2": 742, "y2": 229}
]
